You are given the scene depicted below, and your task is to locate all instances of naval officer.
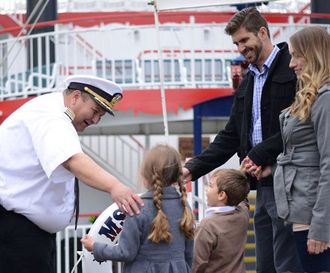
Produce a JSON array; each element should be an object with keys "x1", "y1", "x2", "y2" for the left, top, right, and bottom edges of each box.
[{"x1": 0, "y1": 75, "x2": 143, "y2": 273}]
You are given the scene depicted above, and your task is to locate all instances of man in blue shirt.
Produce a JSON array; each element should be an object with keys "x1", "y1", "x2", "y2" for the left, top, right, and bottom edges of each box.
[{"x1": 184, "y1": 8, "x2": 302, "y2": 273}]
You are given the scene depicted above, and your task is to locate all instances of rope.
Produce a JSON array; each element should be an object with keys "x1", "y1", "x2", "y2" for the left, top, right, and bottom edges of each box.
[
  {"x1": 153, "y1": 3, "x2": 170, "y2": 142},
  {"x1": 70, "y1": 251, "x2": 83, "y2": 273}
]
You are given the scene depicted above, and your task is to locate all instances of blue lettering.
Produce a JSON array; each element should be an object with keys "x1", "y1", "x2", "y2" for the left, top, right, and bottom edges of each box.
[{"x1": 98, "y1": 213, "x2": 124, "y2": 241}]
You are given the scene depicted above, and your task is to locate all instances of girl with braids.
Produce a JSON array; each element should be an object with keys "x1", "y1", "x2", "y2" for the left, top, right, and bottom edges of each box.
[
  {"x1": 253, "y1": 26, "x2": 330, "y2": 272},
  {"x1": 81, "y1": 144, "x2": 195, "y2": 273}
]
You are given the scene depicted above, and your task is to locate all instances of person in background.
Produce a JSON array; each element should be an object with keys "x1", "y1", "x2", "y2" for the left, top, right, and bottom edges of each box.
[
  {"x1": 183, "y1": 7, "x2": 302, "y2": 273},
  {"x1": 192, "y1": 169, "x2": 250, "y2": 273},
  {"x1": 0, "y1": 75, "x2": 143, "y2": 273},
  {"x1": 246, "y1": 26, "x2": 330, "y2": 273},
  {"x1": 81, "y1": 144, "x2": 195, "y2": 273}
]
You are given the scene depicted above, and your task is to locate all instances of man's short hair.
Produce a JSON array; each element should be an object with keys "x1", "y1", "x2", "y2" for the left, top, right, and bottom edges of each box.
[{"x1": 225, "y1": 7, "x2": 270, "y2": 38}]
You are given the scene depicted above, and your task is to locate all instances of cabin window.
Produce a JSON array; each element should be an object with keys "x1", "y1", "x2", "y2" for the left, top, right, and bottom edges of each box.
[
  {"x1": 174, "y1": 60, "x2": 180, "y2": 82},
  {"x1": 194, "y1": 59, "x2": 202, "y2": 82},
  {"x1": 205, "y1": 59, "x2": 212, "y2": 82},
  {"x1": 144, "y1": 60, "x2": 151, "y2": 82},
  {"x1": 214, "y1": 59, "x2": 222, "y2": 81},
  {"x1": 124, "y1": 60, "x2": 133, "y2": 83},
  {"x1": 115, "y1": 60, "x2": 123, "y2": 83},
  {"x1": 183, "y1": 59, "x2": 191, "y2": 81}
]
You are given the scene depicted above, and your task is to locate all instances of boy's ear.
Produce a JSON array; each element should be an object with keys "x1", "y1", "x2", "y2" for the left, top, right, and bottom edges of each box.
[{"x1": 218, "y1": 190, "x2": 227, "y2": 202}]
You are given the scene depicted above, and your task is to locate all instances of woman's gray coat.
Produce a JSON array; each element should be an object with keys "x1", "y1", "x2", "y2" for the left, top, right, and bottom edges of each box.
[
  {"x1": 93, "y1": 186, "x2": 194, "y2": 273},
  {"x1": 274, "y1": 84, "x2": 330, "y2": 243}
]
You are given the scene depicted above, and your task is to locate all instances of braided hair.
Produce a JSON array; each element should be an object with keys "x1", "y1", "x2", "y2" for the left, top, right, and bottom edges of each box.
[{"x1": 141, "y1": 144, "x2": 195, "y2": 243}]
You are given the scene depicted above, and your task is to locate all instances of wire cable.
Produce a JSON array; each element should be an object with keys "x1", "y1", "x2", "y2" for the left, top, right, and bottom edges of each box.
[{"x1": 1, "y1": 0, "x2": 51, "y2": 72}]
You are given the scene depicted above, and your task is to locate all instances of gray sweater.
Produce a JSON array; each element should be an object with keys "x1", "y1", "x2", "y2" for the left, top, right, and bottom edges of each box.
[{"x1": 93, "y1": 186, "x2": 194, "y2": 273}]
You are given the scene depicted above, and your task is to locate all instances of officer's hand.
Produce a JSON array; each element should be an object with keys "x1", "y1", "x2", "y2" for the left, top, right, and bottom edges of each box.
[{"x1": 111, "y1": 182, "x2": 144, "y2": 216}]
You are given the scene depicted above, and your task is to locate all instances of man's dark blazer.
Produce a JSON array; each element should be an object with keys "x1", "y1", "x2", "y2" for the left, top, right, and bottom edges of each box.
[{"x1": 185, "y1": 42, "x2": 296, "y2": 189}]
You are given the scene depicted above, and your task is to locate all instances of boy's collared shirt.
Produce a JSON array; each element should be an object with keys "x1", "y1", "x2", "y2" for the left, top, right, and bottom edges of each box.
[{"x1": 205, "y1": 206, "x2": 235, "y2": 217}]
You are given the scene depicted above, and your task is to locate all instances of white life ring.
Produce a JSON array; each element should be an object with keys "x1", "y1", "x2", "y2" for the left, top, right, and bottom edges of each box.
[{"x1": 81, "y1": 203, "x2": 126, "y2": 273}]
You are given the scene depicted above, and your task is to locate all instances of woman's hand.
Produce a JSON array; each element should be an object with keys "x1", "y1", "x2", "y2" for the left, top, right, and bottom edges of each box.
[
  {"x1": 240, "y1": 157, "x2": 272, "y2": 180},
  {"x1": 307, "y1": 239, "x2": 329, "y2": 254}
]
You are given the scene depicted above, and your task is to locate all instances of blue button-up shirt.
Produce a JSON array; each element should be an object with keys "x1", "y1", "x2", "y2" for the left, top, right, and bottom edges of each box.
[{"x1": 249, "y1": 46, "x2": 280, "y2": 147}]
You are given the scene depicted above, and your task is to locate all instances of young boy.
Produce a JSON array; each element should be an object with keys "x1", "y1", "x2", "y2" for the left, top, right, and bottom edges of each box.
[{"x1": 192, "y1": 169, "x2": 250, "y2": 273}]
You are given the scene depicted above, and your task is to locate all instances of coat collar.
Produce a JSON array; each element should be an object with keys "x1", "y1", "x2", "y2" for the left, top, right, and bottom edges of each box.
[
  {"x1": 141, "y1": 186, "x2": 181, "y2": 200},
  {"x1": 318, "y1": 83, "x2": 330, "y2": 95}
]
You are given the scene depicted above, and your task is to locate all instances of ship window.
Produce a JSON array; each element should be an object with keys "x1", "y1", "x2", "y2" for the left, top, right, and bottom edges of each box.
[
  {"x1": 144, "y1": 60, "x2": 151, "y2": 82},
  {"x1": 96, "y1": 59, "x2": 112, "y2": 81},
  {"x1": 205, "y1": 59, "x2": 212, "y2": 82},
  {"x1": 164, "y1": 60, "x2": 171, "y2": 82},
  {"x1": 124, "y1": 60, "x2": 133, "y2": 83},
  {"x1": 224, "y1": 59, "x2": 232, "y2": 81},
  {"x1": 195, "y1": 59, "x2": 202, "y2": 82},
  {"x1": 215, "y1": 59, "x2": 222, "y2": 81},
  {"x1": 183, "y1": 59, "x2": 191, "y2": 81},
  {"x1": 174, "y1": 60, "x2": 180, "y2": 82},
  {"x1": 115, "y1": 60, "x2": 123, "y2": 84},
  {"x1": 106, "y1": 60, "x2": 112, "y2": 81},
  {"x1": 154, "y1": 60, "x2": 160, "y2": 82}
]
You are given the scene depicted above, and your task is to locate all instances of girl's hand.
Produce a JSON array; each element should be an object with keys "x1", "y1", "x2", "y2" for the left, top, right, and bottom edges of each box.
[{"x1": 81, "y1": 235, "x2": 95, "y2": 252}]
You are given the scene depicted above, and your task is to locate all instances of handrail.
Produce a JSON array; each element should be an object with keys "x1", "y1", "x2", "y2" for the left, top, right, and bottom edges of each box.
[
  {"x1": 80, "y1": 135, "x2": 144, "y2": 192},
  {"x1": 1, "y1": 22, "x2": 330, "y2": 101}
]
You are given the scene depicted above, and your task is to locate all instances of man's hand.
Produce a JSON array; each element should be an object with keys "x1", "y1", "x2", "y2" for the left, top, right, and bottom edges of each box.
[
  {"x1": 110, "y1": 181, "x2": 144, "y2": 216},
  {"x1": 307, "y1": 239, "x2": 329, "y2": 255},
  {"x1": 81, "y1": 235, "x2": 95, "y2": 252},
  {"x1": 241, "y1": 156, "x2": 261, "y2": 175},
  {"x1": 182, "y1": 167, "x2": 192, "y2": 182},
  {"x1": 241, "y1": 156, "x2": 272, "y2": 180}
]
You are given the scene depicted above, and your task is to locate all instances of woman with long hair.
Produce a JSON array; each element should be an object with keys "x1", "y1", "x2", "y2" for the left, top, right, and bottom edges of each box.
[{"x1": 258, "y1": 26, "x2": 330, "y2": 272}]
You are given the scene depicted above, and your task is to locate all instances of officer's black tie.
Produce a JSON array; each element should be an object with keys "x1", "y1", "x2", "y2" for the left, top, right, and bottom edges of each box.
[{"x1": 74, "y1": 177, "x2": 80, "y2": 230}]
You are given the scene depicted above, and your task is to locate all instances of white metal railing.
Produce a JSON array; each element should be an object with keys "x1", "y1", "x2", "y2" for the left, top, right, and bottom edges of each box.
[
  {"x1": 0, "y1": 0, "x2": 311, "y2": 13},
  {"x1": 3, "y1": 22, "x2": 329, "y2": 100},
  {"x1": 56, "y1": 224, "x2": 91, "y2": 273},
  {"x1": 2, "y1": 18, "x2": 330, "y2": 100},
  {"x1": 0, "y1": 24, "x2": 238, "y2": 100},
  {"x1": 80, "y1": 135, "x2": 145, "y2": 192}
]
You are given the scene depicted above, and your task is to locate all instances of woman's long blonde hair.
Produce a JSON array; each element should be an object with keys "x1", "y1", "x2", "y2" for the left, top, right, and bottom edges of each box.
[
  {"x1": 290, "y1": 26, "x2": 330, "y2": 121},
  {"x1": 141, "y1": 144, "x2": 194, "y2": 243}
]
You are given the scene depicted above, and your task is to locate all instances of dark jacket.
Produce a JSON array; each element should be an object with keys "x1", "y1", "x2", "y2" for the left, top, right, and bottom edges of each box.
[{"x1": 185, "y1": 42, "x2": 296, "y2": 189}]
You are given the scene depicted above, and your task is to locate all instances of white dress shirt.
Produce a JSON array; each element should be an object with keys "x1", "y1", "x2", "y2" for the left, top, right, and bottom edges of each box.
[{"x1": 0, "y1": 92, "x2": 82, "y2": 233}]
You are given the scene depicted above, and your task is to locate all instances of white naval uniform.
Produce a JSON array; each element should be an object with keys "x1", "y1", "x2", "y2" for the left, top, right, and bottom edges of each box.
[{"x1": 0, "y1": 92, "x2": 83, "y2": 233}]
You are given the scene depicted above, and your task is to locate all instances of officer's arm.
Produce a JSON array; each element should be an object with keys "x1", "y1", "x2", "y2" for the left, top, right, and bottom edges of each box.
[{"x1": 63, "y1": 153, "x2": 143, "y2": 215}]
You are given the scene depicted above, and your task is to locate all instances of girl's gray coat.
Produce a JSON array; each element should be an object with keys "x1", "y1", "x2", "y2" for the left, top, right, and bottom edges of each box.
[
  {"x1": 274, "y1": 84, "x2": 330, "y2": 243},
  {"x1": 93, "y1": 186, "x2": 194, "y2": 273}
]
